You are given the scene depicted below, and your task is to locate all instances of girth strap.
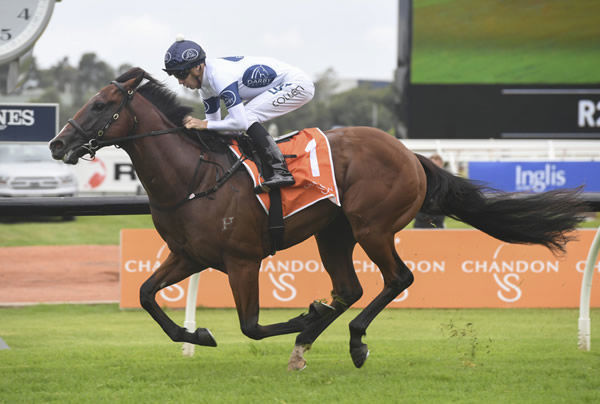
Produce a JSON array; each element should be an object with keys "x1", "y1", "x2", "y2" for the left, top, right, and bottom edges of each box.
[{"x1": 268, "y1": 188, "x2": 285, "y2": 255}]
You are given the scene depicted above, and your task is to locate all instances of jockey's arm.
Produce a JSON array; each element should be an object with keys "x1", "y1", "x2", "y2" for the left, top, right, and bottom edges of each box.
[
  {"x1": 185, "y1": 82, "x2": 249, "y2": 132},
  {"x1": 182, "y1": 96, "x2": 221, "y2": 130},
  {"x1": 205, "y1": 81, "x2": 249, "y2": 131},
  {"x1": 205, "y1": 103, "x2": 248, "y2": 131},
  {"x1": 203, "y1": 96, "x2": 221, "y2": 121},
  {"x1": 184, "y1": 103, "x2": 248, "y2": 132}
]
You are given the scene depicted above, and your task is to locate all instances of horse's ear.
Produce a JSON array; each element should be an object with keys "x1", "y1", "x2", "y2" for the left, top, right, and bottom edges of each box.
[
  {"x1": 131, "y1": 72, "x2": 146, "y2": 89},
  {"x1": 121, "y1": 72, "x2": 146, "y2": 92}
]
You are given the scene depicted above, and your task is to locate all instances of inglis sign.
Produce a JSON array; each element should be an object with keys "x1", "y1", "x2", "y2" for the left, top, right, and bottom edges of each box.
[
  {"x1": 468, "y1": 161, "x2": 600, "y2": 193},
  {"x1": 120, "y1": 229, "x2": 600, "y2": 309}
]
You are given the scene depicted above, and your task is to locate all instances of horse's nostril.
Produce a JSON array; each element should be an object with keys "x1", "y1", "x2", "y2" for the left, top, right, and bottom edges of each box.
[{"x1": 49, "y1": 139, "x2": 64, "y2": 152}]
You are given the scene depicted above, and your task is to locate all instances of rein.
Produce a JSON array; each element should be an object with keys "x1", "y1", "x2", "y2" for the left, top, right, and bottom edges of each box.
[
  {"x1": 67, "y1": 80, "x2": 247, "y2": 211},
  {"x1": 149, "y1": 155, "x2": 246, "y2": 212},
  {"x1": 68, "y1": 80, "x2": 139, "y2": 159}
]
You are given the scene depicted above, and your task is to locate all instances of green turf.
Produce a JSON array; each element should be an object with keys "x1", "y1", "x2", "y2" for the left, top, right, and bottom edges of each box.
[
  {"x1": 0, "y1": 305, "x2": 598, "y2": 403},
  {"x1": 1, "y1": 214, "x2": 598, "y2": 247},
  {"x1": 0, "y1": 215, "x2": 154, "y2": 246}
]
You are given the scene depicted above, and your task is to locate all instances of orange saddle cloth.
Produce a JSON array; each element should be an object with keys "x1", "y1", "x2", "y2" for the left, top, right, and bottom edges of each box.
[{"x1": 229, "y1": 128, "x2": 341, "y2": 218}]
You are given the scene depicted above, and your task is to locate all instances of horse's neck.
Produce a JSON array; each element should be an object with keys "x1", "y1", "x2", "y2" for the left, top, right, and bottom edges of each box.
[{"x1": 122, "y1": 121, "x2": 223, "y2": 206}]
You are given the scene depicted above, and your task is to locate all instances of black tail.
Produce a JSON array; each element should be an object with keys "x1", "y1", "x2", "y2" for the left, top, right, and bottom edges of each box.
[{"x1": 416, "y1": 154, "x2": 588, "y2": 254}]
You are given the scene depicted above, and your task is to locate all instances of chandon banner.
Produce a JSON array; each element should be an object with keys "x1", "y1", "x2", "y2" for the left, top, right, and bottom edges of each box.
[
  {"x1": 408, "y1": 84, "x2": 600, "y2": 139},
  {"x1": 120, "y1": 229, "x2": 600, "y2": 309}
]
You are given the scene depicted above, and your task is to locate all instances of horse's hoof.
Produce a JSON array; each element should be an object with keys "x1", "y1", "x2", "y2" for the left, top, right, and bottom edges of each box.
[
  {"x1": 193, "y1": 327, "x2": 217, "y2": 347},
  {"x1": 287, "y1": 344, "x2": 310, "y2": 371},
  {"x1": 350, "y1": 344, "x2": 369, "y2": 368},
  {"x1": 287, "y1": 357, "x2": 307, "y2": 371}
]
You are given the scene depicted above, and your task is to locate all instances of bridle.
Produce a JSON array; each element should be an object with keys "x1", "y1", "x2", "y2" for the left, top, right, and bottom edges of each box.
[
  {"x1": 65, "y1": 79, "x2": 247, "y2": 211},
  {"x1": 66, "y1": 80, "x2": 195, "y2": 158},
  {"x1": 67, "y1": 80, "x2": 144, "y2": 159}
]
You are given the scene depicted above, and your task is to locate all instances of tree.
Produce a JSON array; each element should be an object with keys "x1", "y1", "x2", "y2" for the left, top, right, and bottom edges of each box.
[
  {"x1": 74, "y1": 53, "x2": 115, "y2": 105},
  {"x1": 271, "y1": 68, "x2": 395, "y2": 135},
  {"x1": 27, "y1": 59, "x2": 397, "y2": 136}
]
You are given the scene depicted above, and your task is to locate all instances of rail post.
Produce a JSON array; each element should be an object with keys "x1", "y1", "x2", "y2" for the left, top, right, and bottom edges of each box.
[
  {"x1": 182, "y1": 272, "x2": 200, "y2": 357},
  {"x1": 578, "y1": 225, "x2": 600, "y2": 351}
]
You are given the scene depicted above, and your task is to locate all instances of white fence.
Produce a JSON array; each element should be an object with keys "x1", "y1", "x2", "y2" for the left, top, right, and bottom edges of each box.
[
  {"x1": 72, "y1": 138, "x2": 600, "y2": 194},
  {"x1": 401, "y1": 138, "x2": 600, "y2": 174}
]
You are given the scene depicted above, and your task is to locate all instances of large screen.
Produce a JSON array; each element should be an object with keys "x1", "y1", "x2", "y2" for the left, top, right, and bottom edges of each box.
[
  {"x1": 407, "y1": 0, "x2": 600, "y2": 139},
  {"x1": 411, "y1": 0, "x2": 600, "y2": 84}
]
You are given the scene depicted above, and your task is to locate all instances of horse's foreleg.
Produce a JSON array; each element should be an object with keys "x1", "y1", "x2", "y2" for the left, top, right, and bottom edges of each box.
[
  {"x1": 225, "y1": 256, "x2": 304, "y2": 340},
  {"x1": 288, "y1": 216, "x2": 363, "y2": 371},
  {"x1": 139, "y1": 252, "x2": 217, "y2": 347}
]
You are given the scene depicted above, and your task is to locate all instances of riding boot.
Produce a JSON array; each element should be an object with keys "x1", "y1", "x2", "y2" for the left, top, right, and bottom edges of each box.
[{"x1": 246, "y1": 122, "x2": 295, "y2": 193}]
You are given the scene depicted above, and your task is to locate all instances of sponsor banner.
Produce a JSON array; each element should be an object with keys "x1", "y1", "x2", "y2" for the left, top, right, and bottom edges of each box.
[
  {"x1": 0, "y1": 103, "x2": 58, "y2": 142},
  {"x1": 120, "y1": 229, "x2": 600, "y2": 309},
  {"x1": 408, "y1": 84, "x2": 600, "y2": 139},
  {"x1": 71, "y1": 148, "x2": 143, "y2": 194},
  {"x1": 468, "y1": 161, "x2": 600, "y2": 193}
]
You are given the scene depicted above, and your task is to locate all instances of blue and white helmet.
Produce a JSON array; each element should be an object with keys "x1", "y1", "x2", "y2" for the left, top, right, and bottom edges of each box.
[{"x1": 163, "y1": 35, "x2": 206, "y2": 73}]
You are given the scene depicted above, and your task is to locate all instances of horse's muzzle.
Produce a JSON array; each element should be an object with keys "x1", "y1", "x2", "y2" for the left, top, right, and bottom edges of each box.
[{"x1": 49, "y1": 138, "x2": 83, "y2": 164}]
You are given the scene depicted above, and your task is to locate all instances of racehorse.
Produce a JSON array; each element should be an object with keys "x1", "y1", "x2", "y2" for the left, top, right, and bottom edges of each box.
[{"x1": 49, "y1": 67, "x2": 587, "y2": 370}]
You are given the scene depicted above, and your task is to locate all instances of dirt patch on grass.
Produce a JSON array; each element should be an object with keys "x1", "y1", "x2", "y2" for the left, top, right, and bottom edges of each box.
[{"x1": 0, "y1": 245, "x2": 119, "y2": 304}]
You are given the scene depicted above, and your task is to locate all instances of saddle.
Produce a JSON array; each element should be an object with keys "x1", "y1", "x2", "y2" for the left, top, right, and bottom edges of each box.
[
  {"x1": 230, "y1": 128, "x2": 341, "y2": 254},
  {"x1": 187, "y1": 128, "x2": 340, "y2": 254}
]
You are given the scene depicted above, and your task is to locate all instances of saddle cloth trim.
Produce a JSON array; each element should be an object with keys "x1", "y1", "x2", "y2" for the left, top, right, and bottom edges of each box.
[{"x1": 229, "y1": 128, "x2": 341, "y2": 219}]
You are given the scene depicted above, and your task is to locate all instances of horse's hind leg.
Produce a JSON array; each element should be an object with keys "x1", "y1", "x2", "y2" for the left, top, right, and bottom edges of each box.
[
  {"x1": 139, "y1": 252, "x2": 217, "y2": 347},
  {"x1": 348, "y1": 235, "x2": 413, "y2": 368},
  {"x1": 288, "y1": 215, "x2": 363, "y2": 370}
]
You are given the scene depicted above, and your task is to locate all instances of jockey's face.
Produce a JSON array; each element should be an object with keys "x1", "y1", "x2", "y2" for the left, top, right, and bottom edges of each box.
[{"x1": 177, "y1": 64, "x2": 204, "y2": 90}]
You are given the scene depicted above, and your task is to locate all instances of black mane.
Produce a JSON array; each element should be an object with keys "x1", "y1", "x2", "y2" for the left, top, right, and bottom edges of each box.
[
  {"x1": 115, "y1": 67, "x2": 193, "y2": 126},
  {"x1": 115, "y1": 67, "x2": 236, "y2": 154}
]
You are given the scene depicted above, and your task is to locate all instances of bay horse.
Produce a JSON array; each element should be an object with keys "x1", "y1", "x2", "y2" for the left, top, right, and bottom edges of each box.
[{"x1": 49, "y1": 67, "x2": 586, "y2": 370}]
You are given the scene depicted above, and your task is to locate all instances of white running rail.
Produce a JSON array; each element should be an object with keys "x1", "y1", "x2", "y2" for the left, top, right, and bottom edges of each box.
[
  {"x1": 182, "y1": 272, "x2": 200, "y2": 357},
  {"x1": 579, "y1": 225, "x2": 600, "y2": 351}
]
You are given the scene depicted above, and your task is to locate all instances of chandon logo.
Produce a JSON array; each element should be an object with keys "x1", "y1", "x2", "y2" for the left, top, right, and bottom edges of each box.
[
  {"x1": 268, "y1": 273, "x2": 296, "y2": 302},
  {"x1": 493, "y1": 273, "x2": 521, "y2": 303},
  {"x1": 123, "y1": 243, "x2": 185, "y2": 302},
  {"x1": 491, "y1": 245, "x2": 522, "y2": 303},
  {"x1": 154, "y1": 243, "x2": 185, "y2": 302},
  {"x1": 461, "y1": 244, "x2": 559, "y2": 303}
]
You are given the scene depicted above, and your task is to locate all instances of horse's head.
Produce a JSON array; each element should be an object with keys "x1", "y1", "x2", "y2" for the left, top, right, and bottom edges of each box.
[{"x1": 49, "y1": 69, "x2": 146, "y2": 164}]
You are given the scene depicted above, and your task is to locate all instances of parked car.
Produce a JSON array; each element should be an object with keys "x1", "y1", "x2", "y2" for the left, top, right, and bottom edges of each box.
[{"x1": 0, "y1": 143, "x2": 77, "y2": 198}]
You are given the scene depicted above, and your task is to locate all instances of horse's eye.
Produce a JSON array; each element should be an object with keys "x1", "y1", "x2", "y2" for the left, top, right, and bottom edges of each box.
[{"x1": 92, "y1": 102, "x2": 106, "y2": 111}]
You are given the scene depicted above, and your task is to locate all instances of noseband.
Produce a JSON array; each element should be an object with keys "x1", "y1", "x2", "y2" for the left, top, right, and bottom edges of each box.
[
  {"x1": 64, "y1": 78, "x2": 248, "y2": 212},
  {"x1": 67, "y1": 81, "x2": 138, "y2": 158}
]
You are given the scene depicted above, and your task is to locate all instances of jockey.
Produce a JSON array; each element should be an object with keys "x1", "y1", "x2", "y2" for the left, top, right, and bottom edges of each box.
[{"x1": 163, "y1": 35, "x2": 315, "y2": 192}]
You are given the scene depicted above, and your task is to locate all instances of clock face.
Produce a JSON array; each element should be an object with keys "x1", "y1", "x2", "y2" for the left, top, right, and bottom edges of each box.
[{"x1": 0, "y1": 0, "x2": 55, "y2": 65}]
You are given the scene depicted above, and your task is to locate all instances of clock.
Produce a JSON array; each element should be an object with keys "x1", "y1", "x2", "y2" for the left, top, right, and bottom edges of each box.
[
  {"x1": 0, "y1": 0, "x2": 56, "y2": 93},
  {"x1": 0, "y1": 0, "x2": 56, "y2": 65}
]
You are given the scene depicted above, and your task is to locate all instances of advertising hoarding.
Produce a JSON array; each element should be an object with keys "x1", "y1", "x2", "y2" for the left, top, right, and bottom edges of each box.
[
  {"x1": 468, "y1": 161, "x2": 600, "y2": 193},
  {"x1": 120, "y1": 229, "x2": 600, "y2": 309},
  {"x1": 0, "y1": 103, "x2": 58, "y2": 142}
]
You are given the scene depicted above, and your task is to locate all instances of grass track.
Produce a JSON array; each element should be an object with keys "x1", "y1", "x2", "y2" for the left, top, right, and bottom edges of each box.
[
  {"x1": 0, "y1": 215, "x2": 154, "y2": 246},
  {"x1": 1, "y1": 305, "x2": 599, "y2": 403},
  {"x1": 1, "y1": 215, "x2": 598, "y2": 246}
]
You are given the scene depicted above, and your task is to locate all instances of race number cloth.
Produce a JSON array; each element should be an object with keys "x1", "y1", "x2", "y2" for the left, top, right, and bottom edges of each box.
[{"x1": 229, "y1": 128, "x2": 340, "y2": 218}]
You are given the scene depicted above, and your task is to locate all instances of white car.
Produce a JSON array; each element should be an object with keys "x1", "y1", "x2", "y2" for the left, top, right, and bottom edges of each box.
[{"x1": 0, "y1": 143, "x2": 78, "y2": 197}]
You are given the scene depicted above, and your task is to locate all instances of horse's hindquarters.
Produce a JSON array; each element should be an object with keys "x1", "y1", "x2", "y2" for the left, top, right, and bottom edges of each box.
[{"x1": 326, "y1": 127, "x2": 427, "y2": 234}]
